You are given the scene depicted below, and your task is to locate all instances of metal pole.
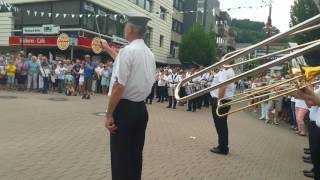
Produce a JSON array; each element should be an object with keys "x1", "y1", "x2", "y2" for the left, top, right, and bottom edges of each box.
[
  {"x1": 71, "y1": 45, "x2": 74, "y2": 61},
  {"x1": 264, "y1": 1, "x2": 272, "y2": 63}
]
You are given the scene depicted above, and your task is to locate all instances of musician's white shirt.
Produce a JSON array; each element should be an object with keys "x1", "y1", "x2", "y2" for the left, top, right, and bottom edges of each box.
[
  {"x1": 108, "y1": 39, "x2": 156, "y2": 102},
  {"x1": 309, "y1": 89, "x2": 320, "y2": 127},
  {"x1": 167, "y1": 73, "x2": 182, "y2": 87},
  {"x1": 157, "y1": 72, "x2": 166, "y2": 86},
  {"x1": 210, "y1": 68, "x2": 236, "y2": 99}
]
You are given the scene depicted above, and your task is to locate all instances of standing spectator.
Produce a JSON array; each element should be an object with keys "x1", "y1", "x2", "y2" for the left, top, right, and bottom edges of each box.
[
  {"x1": 289, "y1": 96, "x2": 298, "y2": 130},
  {"x1": 157, "y1": 69, "x2": 166, "y2": 102},
  {"x1": 6, "y1": 60, "x2": 16, "y2": 90},
  {"x1": 27, "y1": 56, "x2": 39, "y2": 91},
  {"x1": 295, "y1": 98, "x2": 308, "y2": 136},
  {"x1": 25, "y1": 53, "x2": 32, "y2": 64},
  {"x1": 39, "y1": 61, "x2": 50, "y2": 94},
  {"x1": 73, "y1": 59, "x2": 81, "y2": 95},
  {"x1": 101, "y1": 63, "x2": 111, "y2": 95},
  {"x1": 50, "y1": 63, "x2": 58, "y2": 93},
  {"x1": 78, "y1": 61, "x2": 85, "y2": 95},
  {"x1": 55, "y1": 61, "x2": 66, "y2": 93},
  {"x1": 83, "y1": 55, "x2": 96, "y2": 99},
  {"x1": 0, "y1": 54, "x2": 6, "y2": 90},
  {"x1": 15, "y1": 54, "x2": 28, "y2": 91},
  {"x1": 94, "y1": 62, "x2": 104, "y2": 93}
]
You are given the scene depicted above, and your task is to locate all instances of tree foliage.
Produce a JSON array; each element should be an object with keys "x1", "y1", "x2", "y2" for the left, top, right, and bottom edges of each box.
[
  {"x1": 179, "y1": 24, "x2": 217, "y2": 66},
  {"x1": 290, "y1": 0, "x2": 320, "y2": 66},
  {"x1": 231, "y1": 19, "x2": 280, "y2": 43}
]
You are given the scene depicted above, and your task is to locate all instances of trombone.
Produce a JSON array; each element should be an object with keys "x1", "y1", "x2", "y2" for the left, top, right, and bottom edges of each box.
[
  {"x1": 216, "y1": 66, "x2": 320, "y2": 117},
  {"x1": 174, "y1": 14, "x2": 320, "y2": 103}
]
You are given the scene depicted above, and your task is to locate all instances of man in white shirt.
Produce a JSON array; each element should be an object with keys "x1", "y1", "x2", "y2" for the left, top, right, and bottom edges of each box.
[
  {"x1": 55, "y1": 61, "x2": 66, "y2": 93},
  {"x1": 210, "y1": 67, "x2": 236, "y2": 155},
  {"x1": 166, "y1": 68, "x2": 182, "y2": 109},
  {"x1": 101, "y1": 11, "x2": 156, "y2": 180},
  {"x1": 293, "y1": 87, "x2": 320, "y2": 180},
  {"x1": 157, "y1": 69, "x2": 166, "y2": 102}
]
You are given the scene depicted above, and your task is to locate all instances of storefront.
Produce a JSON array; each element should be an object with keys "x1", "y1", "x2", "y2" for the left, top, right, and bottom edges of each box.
[{"x1": 9, "y1": 35, "x2": 121, "y2": 62}]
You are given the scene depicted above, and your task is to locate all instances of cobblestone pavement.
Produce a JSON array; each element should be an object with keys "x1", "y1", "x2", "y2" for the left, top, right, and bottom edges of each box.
[{"x1": 0, "y1": 91, "x2": 311, "y2": 180}]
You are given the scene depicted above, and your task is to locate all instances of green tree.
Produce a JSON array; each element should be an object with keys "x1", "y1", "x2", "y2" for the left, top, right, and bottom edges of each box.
[
  {"x1": 179, "y1": 25, "x2": 217, "y2": 66},
  {"x1": 290, "y1": 0, "x2": 320, "y2": 66},
  {"x1": 231, "y1": 19, "x2": 281, "y2": 43}
]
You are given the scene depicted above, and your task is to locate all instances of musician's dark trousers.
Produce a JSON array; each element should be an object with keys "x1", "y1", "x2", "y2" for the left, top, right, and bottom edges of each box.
[
  {"x1": 309, "y1": 121, "x2": 320, "y2": 180},
  {"x1": 111, "y1": 99, "x2": 148, "y2": 180},
  {"x1": 168, "y1": 96, "x2": 177, "y2": 108},
  {"x1": 203, "y1": 93, "x2": 211, "y2": 107},
  {"x1": 146, "y1": 83, "x2": 155, "y2": 104},
  {"x1": 211, "y1": 97, "x2": 231, "y2": 153},
  {"x1": 158, "y1": 86, "x2": 165, "y2": 102},
  {"x1": 187, "y1": 99, "x2": 197, "y2": 111}
]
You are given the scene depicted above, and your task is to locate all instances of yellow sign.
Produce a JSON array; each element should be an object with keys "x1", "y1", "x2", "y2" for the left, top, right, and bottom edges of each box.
[
  {"x1": 57, "y1": 33, "x2": 70, "y2": 50},
  {"x1": 91, "y1": 37, "x2": 102, "y2": 54}
]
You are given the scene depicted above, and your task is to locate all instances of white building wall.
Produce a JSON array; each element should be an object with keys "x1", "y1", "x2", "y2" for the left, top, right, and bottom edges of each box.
[
  {"x1": 7, "y1": 0, "x2": 173, "y2": 63},
  {"x1": 0, "y1": 12, "x2": 13, "y2": 46}
]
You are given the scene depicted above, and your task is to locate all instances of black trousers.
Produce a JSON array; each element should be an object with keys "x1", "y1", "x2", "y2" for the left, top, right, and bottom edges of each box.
[
  {"x1": 203, "y1": 93, "x2": 211, "y2": 107},
  {"x1": 146, "y1": 84, "x2": 155, "y2": 104},
  {"x1": 187, "y1": 99, "x2": 197, "y2": 111},
  {"x1": 158, "y1": 86, "x2": 166, "y2": 102},
  {"x1": 211, "y1": 97, "x2": 231, "y2": 152},
  {"x1": 309, "y1": 121, "x2": 320, "y2": 180},
  {"x1": 168, "y1": 96, "x2": 177, "y2": 108},
  {"x1": 111, "y1": 99, "x2": 148, "y2": 180}
]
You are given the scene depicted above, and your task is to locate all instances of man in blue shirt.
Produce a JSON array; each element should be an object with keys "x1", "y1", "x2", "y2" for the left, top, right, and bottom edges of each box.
[{"x1": 83, "y1": 54, "x2": 95, "y2": 99}]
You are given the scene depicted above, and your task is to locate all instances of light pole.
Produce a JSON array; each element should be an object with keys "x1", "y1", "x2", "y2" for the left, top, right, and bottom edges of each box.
[{"x1": 264, "y1": 0, "x2": 273, "y2": 62}]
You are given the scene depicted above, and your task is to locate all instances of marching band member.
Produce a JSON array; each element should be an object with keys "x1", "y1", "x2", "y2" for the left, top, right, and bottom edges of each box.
[
  {"x1": 210, "y1": 66, "x2": 236, "y2": 155},
  {"x1": 268, "y1": 72, "x2": 283, "y2": 125},
  {"x1": 186, "y1": 67, "x2": 200, "y2": 112},
  {"x1": 293, "y1": 86, "x2": 320, "y2": 180},
  {"x1": 157, "y1": 69, "x2": 166, "y2": 102},
  {"x1": 102, "y1": 11, "x2": 156, "y2": 180},
  {"x1": 166, "y1": 68, "x2": 182, "y2": 109},
  {"x1": 201, "y1": 71, "x2": 211, "y2": 107},
  {"x1": 257, "y1": 75, "x2": 270, "y2": 122}
]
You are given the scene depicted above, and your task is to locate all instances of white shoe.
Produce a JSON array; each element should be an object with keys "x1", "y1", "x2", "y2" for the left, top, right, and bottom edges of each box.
[{"x1": 259, "y1": 116, "x2": 265, "y2": 120}]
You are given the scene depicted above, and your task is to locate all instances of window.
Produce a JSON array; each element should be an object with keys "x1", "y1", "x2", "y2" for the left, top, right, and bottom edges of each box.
[
  {"x1": 160, "y1": 6, "x2": 167, "y2": 20},
  {"x1": 172, "y1": 19, "x2": 182, "y2": 33},
  {"x1": 144, "y1": 27, "x2": 152, "y2": 47},
  {"x1": 137, "y1": 0, "x2": 145, "y2": 8},
  {"x1": 159, "y1": 35, "x2": 164, "y2": 47},
  {"x1": 174, "y1": 0, "x2": 183, "y2": 11},
  {"x1": 170, "y1": 41, "x2": 179, "y2": 55},
  {"x1": 128, "y1": 0, "x2": 153, "y2": 12},
  {"x1": 146, "y1": 0, "x2": 153, "y2": 12}
]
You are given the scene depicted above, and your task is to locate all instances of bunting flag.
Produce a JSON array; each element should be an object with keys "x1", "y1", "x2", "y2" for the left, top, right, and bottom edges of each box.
[{"x1": 0, "y1": 0, "x2": 269, "y2": 19}]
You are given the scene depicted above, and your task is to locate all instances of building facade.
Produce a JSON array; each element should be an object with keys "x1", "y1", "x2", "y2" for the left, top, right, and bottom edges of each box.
[{"x1": 0, "y1": 0, "x2": 173, "y2": 63}]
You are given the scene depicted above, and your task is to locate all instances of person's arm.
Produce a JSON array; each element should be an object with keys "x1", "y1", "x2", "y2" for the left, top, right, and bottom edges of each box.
[
  {"x1": 218, "y1": 87, "x2": 226, "y2": 99},
  {"x1": 101, "y1": 40, "x2": 118, "y2": 60}
]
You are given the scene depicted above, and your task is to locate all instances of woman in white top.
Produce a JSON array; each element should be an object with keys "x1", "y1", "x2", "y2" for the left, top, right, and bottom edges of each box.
[
  {"x1": 78, "y1": 61, "x2": 85, "y2": 95},
  {"x1": 295, "y1": 98, "x2": 308, "y2": 136}
]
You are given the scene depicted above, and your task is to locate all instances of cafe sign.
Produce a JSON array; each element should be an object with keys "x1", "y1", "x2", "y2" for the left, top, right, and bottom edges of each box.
[{"x1": 57, "y1": 33, "x2": 70, "y2": 50}]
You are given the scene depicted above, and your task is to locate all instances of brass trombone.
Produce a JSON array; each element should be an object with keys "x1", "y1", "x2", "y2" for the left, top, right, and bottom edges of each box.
[
  {"x1": 216, "y1": 66, "x2": 320, "y2": 117},
  {"x1": 174, "y1": 14, "x2": 320, "y2": 104}
]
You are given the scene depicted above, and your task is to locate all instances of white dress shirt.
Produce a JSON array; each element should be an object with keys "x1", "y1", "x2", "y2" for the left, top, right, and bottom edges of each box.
[
  {"x1": 210, "y1": 68, "x2": 236, "y2": 99},
  {"x1": 108, "y1": 39, "x2": 156, "y2": 102},
  {"x1": 309, "y1": 89, "x2": 320, "y2": 127}
]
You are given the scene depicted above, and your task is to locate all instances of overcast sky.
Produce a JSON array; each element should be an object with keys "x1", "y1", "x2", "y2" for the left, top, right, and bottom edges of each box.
[{"x1": 220, "y1": 0, "x2": 295, "y2": 32}]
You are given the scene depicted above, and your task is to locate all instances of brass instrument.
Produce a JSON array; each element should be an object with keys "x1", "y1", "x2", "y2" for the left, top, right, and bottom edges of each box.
[
  {"x1": 174, "y1": 14, "x2": 320, "y2": 103},
  {"x1": 216, "y1": 66, "x2": 320, "y2": 117}
]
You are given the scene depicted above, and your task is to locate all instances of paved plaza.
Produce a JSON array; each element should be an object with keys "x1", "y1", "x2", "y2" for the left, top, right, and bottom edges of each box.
[{"x1": 0, "y1": 91, "x2": 311, "y2": 180}]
